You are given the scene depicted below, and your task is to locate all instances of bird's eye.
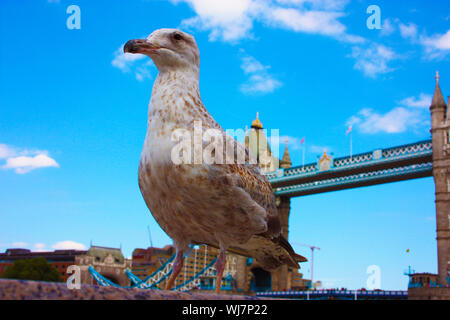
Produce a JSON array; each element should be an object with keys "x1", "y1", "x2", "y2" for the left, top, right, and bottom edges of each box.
[{"x1": 173, "y1": 33, "x2": 183, "y2": 41}]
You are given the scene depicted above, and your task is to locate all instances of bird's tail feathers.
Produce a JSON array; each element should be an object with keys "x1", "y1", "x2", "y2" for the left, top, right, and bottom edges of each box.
[
  {"x1": 275, "y1": 234, "x2": 308, "y2": 264},
  {"x1": 232, "y1": 235, "x2": 307, "y2": 271},
  {"x1": 199, "y1": 235, "x2": 307, "y2": 271}
]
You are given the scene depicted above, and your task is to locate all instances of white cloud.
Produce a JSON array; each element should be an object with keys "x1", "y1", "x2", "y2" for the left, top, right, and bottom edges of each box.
[
  {"x1": 112, "y1": 47, "x2": 145, "y2": 71},
  {"x1": 1, "y1": 143, "x2": 59, "y2": 174},
  {"x1": 11, "y1": 242, "x2": 29, "y2": 247},
  {"x1": 346, "y1": 90, "x2": 433, "y2": 135},
  {"x1": 2, "y1": 241, "x2": 86, "y2": 252},
  {"x1": 423, "y1": 30, "x2": 450, "y2": 50},
  {"x1": 172, "y1": 0, "x2": 362, "y2": 43},
  {"x1": 239, "y1": 54, "x2": 282, "y2": 94},
  {"x1": 266, "y1": 8, "x2": 346, "y2": 36},
  {"x1": 241, "y1": 56, "x2": 267, "y2": 74},
  {"x1": 380, "y1": 18, "x2": 395, "y2": 37},
  {"x1": 176, "y1": 0, "x2": 254, "y2": 42},
  {"x1": 34, "y1": 243, "x2": 47, "y2": 252},
  {"x1": 421, "y1": 30, "x2": 450, "y2": 59},
  {"x1": 112, "y1": 46, "x2": 154, "y2": 81},
  {"x1": 0, "y1": 143, "x2": 16, "y2": 159},
  {"x1": 51, "y1": 241, "x2": 87, "y2": 250},
  {"x1": 279, "y1": 135, "x2": 305, "y2": 150},
  {"x1": 399, "y1": 93, "x2": 432, "y2": 108},
  {"x1": 346, "y1": 107, "x2": 422, "y2": 134},
  {"x1": 350, "y1": 44, "x2": 397, "y2": 78},
  {"x1": 241, "y1": 74, "x2": 282, "y2": 94},
  {"x1": 3, "y1": 154, "x2": 59, "y2": 174},
  {"x1": 378, "y1": 18, "x2": 449, "y2": 60},
  {"x1": 320, "y1": 278, "x2": 345, "y2": 288},
  {"x1": 276, "y1": 0, "x2": 350, "y2": 10},
  {"x1": 399, "y1": 23, "x2": 418, "y2": 40}
]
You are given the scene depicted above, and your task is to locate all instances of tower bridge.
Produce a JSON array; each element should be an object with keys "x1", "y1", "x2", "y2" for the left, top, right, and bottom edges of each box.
[
  {"x1": 87, "y1": 75, "x2": 448, "y2": 295},
  {"x1": 262, "y1": 73, "x2": 449, "y2": 291}
]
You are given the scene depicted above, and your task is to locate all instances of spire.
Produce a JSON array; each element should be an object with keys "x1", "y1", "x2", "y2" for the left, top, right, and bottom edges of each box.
[
  {"x1": 251, "y1": 112, "x2": 263, "y2": 129},
  {"x1": 431, "y1": 71, "x2": 447, "y2": 110},
  {"x1": 280, "y1": 139, "x2": 292, "y2": 169}
]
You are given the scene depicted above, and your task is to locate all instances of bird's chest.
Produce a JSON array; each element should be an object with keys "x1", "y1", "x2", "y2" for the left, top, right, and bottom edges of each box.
[
  {"x1": 138, "y1": 129, "x2": 209, "y2": 214},
  {"x1": 138, "y1": 151, "x2": 219, "y2": 245}
]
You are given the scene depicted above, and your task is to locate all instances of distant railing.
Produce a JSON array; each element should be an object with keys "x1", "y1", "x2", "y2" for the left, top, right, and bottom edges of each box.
[
  {"x1": 284, "y1": 163, "x2": 317, "y2": 176},
  {"x1": 265, "y1": 140, "x2": 433, "y2": 184},
  {"x1": 257, "y1": 289, "x2": 408, "y2": 300},
  {"x1": 333, "y1": 152, "x2": 373, "y2": 168},
  {"x1": 274, "y1": 162, "x2": 432, "y2": 196},
  {"x1": 382, "y1": 140, "x2": 432, "y2": 158}
]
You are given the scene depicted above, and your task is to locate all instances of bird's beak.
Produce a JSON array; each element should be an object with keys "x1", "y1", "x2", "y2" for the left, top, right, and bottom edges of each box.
[{"x1": 123, "y1": 39, "x2": 160, "y2": 55}]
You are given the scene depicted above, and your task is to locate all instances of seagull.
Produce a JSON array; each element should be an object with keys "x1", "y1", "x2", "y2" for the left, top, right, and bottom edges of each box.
[{"x1": 124, "y1": 29, "x2": 306, "y2": 293}]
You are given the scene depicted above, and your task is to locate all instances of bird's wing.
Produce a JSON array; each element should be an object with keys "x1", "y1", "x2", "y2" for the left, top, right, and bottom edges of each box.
[
  {"x1": 205, "y1": 131, "x2": 282, "y2": 238},
  {"x1": 181, "y1": 119, "x2": 280, "y2": 238},
  {"x1": 202, "y1": 132, "x2": 308, "y2": 269},
  {"x1": 186, "y1": 121, "x2": 306, "y2": 269}
]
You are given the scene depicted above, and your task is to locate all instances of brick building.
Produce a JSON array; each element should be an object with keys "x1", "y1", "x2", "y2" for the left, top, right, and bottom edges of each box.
[{"x1": 0, "y1": 248, "x2": 87, "y2": 282}]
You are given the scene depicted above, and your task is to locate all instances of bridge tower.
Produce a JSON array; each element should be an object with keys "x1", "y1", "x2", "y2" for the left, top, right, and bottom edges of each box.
[
  {"x1": 279, "y1": 143, "x2": 293, "y2": 240},
  {"x1": 430, "y1": 72, "x2": 450, "y2": 286},
  {"x1": 271, "y1": 143, "x2": 294, "y2": 291},
  {"x1": 244, "y1": 115, "x2": 298, "y2": 291}
]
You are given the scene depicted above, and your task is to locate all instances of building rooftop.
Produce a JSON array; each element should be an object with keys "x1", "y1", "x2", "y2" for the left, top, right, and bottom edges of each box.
[
  {"x1": 0, "y1": 248, "x2": 87, "y2": 262},
  {"x1": 431, "y1": 71, "x2": 447, "y2": 109},
  {"x1": 88, "y1": 245, "x2": 124, "y2": 264}
]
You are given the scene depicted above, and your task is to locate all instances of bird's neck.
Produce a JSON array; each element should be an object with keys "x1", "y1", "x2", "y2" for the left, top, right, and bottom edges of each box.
[
  {"x1": 148, "y1": 69, "x2": 208, "y2": 128},
  {"x1": 154, "y1": 69, "x2": 200, "y2": 97}
]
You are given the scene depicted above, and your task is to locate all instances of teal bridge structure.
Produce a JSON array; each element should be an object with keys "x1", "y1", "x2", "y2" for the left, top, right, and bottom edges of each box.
[
  {"x1": 266, "y1": 139, "x2": 432, "y2": 197},
  {"x1": 88, "y1": 247, "x2": 236, "y2": 292}
]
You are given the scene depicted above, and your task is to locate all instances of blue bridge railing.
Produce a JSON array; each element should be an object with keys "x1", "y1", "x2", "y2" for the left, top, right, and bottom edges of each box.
[
  {"x1": 257, "y1": 289, "x2": 408, "y2": 300},
  {"x1": 266, "y1": 140, "x2": 433, "y2": 196}
]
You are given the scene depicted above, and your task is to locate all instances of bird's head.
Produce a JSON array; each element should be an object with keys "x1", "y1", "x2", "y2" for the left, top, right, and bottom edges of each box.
[{"x1": 124, "y1": 28, "x2": 200, "y2": 74}]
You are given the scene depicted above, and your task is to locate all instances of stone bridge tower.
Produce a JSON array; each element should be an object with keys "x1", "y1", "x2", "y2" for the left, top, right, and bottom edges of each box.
[
  {"x1": 274, "y1": 143, "x2": 295, "y2": 290},
  {"x1": 244, "y1": 119, "x2": 298, "y2": 291},
  {"x1": 430, "y1": 72, "x2": 450, "y2": 286}
]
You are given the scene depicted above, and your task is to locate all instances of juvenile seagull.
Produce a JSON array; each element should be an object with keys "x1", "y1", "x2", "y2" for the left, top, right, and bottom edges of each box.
[{"x1": 124, "y1": 29, "x2": 306, "y2": 293}]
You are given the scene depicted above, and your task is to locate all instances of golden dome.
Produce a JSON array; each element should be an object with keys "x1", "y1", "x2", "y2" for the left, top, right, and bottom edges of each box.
[
  {"x1": 320, "y1": 149, "x2": 331, "y2": 161},
  {"x1": 251, "y1": 112, "x2": 263, "y2": 129}
]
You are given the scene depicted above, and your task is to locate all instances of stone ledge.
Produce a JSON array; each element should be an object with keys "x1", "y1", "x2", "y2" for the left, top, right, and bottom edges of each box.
[{"x1": 0, "y1": 279, "x2": 264, "y2": 300}]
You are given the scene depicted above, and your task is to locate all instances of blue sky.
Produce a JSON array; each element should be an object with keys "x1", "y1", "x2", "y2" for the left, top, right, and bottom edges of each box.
[{"x1": 0, "y1": 0, "x2": 449, "y2": 290}]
